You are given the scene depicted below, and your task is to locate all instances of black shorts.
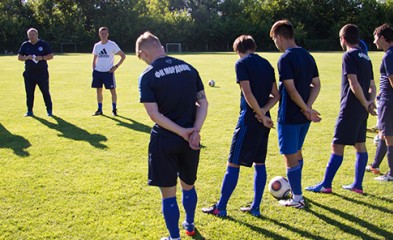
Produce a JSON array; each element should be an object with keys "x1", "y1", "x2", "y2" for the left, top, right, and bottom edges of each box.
[
  {"x1": 332, "y1": 116, "x2": 367, "y2": 145},
  {"x1": 91, "y1": 70, "x2": 116, "y2": 89},
  {"x1": 148, "y1": 129, "x2": 200, "y2": 187},
  {"x1": 228, "y1": 110, "x2": 270, "y2": 167},
  {"x1": 378, "y1": 100, "x2": 393, "y2": 136}
]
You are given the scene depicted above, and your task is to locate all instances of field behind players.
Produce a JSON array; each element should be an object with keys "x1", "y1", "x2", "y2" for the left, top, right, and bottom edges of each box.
[{"x1": 0, "y1": 52, "x2": 392, "y2": 239}]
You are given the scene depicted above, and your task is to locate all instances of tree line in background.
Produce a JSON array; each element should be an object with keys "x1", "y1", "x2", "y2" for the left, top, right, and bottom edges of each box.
[{"x1": 1, "y1": 0, "x2": 393, "y2": 53}]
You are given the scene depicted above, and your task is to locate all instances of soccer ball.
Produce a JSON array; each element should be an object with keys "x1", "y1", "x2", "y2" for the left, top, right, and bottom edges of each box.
[
  {"x1": 208, "y1": 80, "x2": 215, "y2": 87},
  {"x1": 373, "y1": 134, "x2": 380, "y2": 146},
  {"x1": 268, "y1": 176, "x2": 291, "y2": 199}
]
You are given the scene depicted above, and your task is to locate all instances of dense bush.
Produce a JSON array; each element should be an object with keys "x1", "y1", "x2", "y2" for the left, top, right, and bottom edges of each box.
[{"x1": 1, "y1": 0, "x2": 392, "y2": 53}]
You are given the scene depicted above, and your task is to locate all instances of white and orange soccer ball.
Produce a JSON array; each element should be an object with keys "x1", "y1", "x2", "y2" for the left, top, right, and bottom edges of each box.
[{"x1": 268, "y1": 176, "x2": 291, "y2": 199}]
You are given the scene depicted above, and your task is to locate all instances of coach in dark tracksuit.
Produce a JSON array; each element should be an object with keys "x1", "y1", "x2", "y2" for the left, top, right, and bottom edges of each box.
[{"x1": 18, "y1": 28, "x2": 54, "y2": 117}]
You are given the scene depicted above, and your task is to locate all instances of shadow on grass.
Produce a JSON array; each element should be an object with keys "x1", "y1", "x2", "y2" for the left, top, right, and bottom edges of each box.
[
  {"x1": 332, "y1": 192, "x2": 393, "y2": 214},
  {"x1": 103, "y1": 115, "x2": 151, "y2": 134},
  {"x1": 225, "y1": 216, "x2": 290, "y2": 240},
  {"x1": 0, "y1": 123, "x2": 31, "y2": 156},
  {"x1": 307, "y1": 198, "x2": 393, "y2": 239},
  {"x1": 365, "y1": 192, "x2": 393, "y2": 204},
  {"x1": 260, "y1": 214, "x2": 330, "y2": 240},
  {"x1": 33, "y1": 116, "x2": 108, "y2": 149}
]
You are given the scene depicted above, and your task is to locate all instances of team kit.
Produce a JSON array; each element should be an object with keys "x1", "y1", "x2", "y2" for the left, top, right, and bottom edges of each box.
[{"x1": 18, "y1": 21, "x2": 393, "y2": 240}]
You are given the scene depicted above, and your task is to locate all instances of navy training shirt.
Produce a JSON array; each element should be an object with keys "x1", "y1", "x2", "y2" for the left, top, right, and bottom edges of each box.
[
  {"x1": 18, "y1": 39, "x2": 52, "y2": 72},
  {"x1": 379, "y1": 46, "x2": 393, "y2": 101},
  {"x1": 235, "y1": 53, "x2": 275, "y2": 117},
  {"x1": 139, "y1": 56, "x2": 204, "y2": 131},
  {"x1": 277, "y1": 47, "x2": 319, "y2": 124},
  {"x1": 340, "y1": 47, "x2": 374, "y2": 119}
]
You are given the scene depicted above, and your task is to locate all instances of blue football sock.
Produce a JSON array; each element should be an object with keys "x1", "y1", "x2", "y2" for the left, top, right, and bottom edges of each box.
[
  {"x1": 287, "y1": 165, "x2": 302, "y2": 196},
  {"x1": 112, "y1": 103, "x2": 117, "y2": 110},
  {"x1": 353, "y1": 152, "x2": 368, "y2": 190},
  {"x1": 387, "y1": 146, "x2": 393, "y2": 176},
  {"x1": 98, "y1": 103, "x2": 103, "y2": 111},
  {"x1": 322, "y1": 154, "x2": 344, "y2": 188},
  {"x1": 182, "y1": 187, "x2": 197, "y2": 224},
  {"x1": 251, "y1": 164, "x2": 266, "y2": 210},
  {"x1": 217, "y1": 166, "x2": 239, "y2": 210},
  {"x1": 162, "y1": 197, "x2": 180, "y2": 239},
  {"x1": 372, "y1": 139, "x2": 387, "y2": 168},
  {"x1": 298, "y1": 159, "x2": 304, "y2": 169}
]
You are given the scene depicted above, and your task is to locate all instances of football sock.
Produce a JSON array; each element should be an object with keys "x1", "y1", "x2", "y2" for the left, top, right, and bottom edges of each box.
[
  {"x1": 387, "y1": 146, "x2": 393, "y2": 176},
  {"x1": 112, "y1": 103, "x2": 117, "y2": 110},
  {"x1": 162, "y1": 197, "x2": 180, "y2": 239},
  {"x1": 298, "y1": 159, "x2": 304, "y2": 169},
  {"x1": 353, "y1": 152, "x2": 368, "y2": 190},
  {"x1": 372, "y1": 139, "x2": 387, "y2": 168},
  {"x1": 182, "y1": 187, "x2": 197, "y2": 224},
  {"x1": 217, "y1": 166, "x2": 239, "y2": 210},
  {"x1": 322, "y1": 154, "x2": 343, "y2": 188},
  {"x1": 98, "y1": 103, "x2": 103, "y2": 111},
  {"x1": 287, "y1": 164, "x2": 302, "y2": 197},
  {"x1": 251, "y1": 164, "x2": 266, "y2": 210}
]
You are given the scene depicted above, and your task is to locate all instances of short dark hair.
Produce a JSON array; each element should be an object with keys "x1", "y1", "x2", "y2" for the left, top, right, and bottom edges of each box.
[
  {"x1": 233, "y1": 35, "x2": 256, "y2": 53},
  {"x1": 339, "y1": 24, "x2": 359, "y2": 45},
  {"x1": 270, "y1": 20, "x2": 294, "y2": 39},
  {"x1": 374, "y1": 23, "x2": 393, "y2": 43}
]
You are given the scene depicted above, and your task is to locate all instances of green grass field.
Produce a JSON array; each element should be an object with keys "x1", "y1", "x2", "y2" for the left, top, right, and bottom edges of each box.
[{"x1": 0, "y1": 52, "x2": 392, "y2": 240}]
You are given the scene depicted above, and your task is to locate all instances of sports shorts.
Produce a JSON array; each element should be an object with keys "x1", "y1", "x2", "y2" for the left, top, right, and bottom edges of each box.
[
  {"x1": 332, "y1": 116, "x2": 367, "y2": 145},
  {"x1": 378, "y1": 99, "x2": 393, "y2": 136},
  {"x1": 228, "y1": 110, "x2": 271, "y2": 167},
  {"x1": 148, "y1": 129, "x2": 200, "y2": 187},
  {"x1": 278, "y1": 122, "x2": 310, "y2": 155},
  {"x1": 91, "y1": 70, "x2": 116, "y2": 89}
]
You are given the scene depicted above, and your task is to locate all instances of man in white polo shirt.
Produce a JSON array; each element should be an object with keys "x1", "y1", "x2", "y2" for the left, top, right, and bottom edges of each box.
[{"x1": 92, "y1": 26, "x2": 126, "y2": 116}]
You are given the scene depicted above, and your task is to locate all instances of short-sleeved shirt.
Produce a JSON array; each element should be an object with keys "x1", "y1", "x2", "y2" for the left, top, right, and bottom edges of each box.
[
  {"x1": 18, "y1": 40, "x2": 52, "y2": 72},
  {"x1": 379, "y1": 46, "x2": 393, "y2": 101},
  {"x1": 139, "y1": 56, "x2": 204, "y2": 134},
  {"x1": 236, "y1": 53, "x2": 275, "y2": 117},
  {"x1": 339, "y1": 47, "x2": 374, "y2": 119},
  {"x1": 277, "y1": 47, "x2": 319, "y2": 124},
  {"x1": 92, "y1": 40, "x2": 121, "y2": 72}
]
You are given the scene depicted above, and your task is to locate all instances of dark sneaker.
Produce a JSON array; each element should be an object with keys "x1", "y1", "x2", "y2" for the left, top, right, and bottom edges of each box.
[
  {"x1": 240, "y1": 205, "x2": 261, "y2": 217},
  {"x1": 47, "y1": 111, "x2": 53, "y2": 117},
  {"x1": 24, "y1": 111, "x2": 34, "y2": 117},
  {"x1": 182, "y1": 221, "x2": 195, "y2": 236},
  {"x1": 93, "y1": 110, "x2": 103, "y2": 116},
  {"x1": 342, "y1": 184, "x2": 364, "y2": 194},
  {"x1": 112, "y1": 109, "x2": 118, "y2": 116},
  {"x1": 201, "y1": 204, "x2": 227, "y2": 217}
]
